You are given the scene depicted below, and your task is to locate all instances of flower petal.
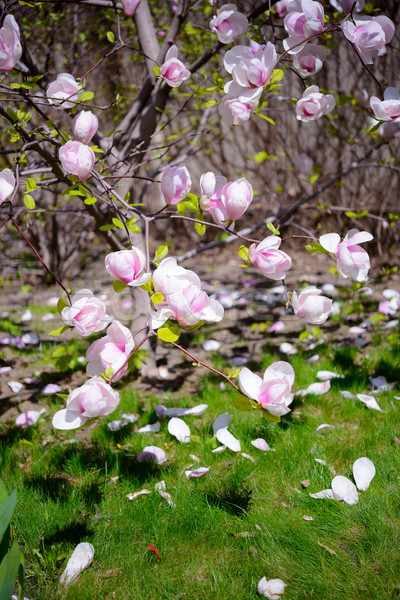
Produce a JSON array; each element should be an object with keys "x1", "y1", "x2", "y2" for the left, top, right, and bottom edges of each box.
[{"x1": 353, "y1": 457, "x2": 375, "y2": 491}]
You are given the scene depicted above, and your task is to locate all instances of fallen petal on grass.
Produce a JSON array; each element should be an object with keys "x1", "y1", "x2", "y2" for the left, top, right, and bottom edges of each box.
[
  {"x1": 315, "y1": 459, "x2": 336, "y2": 474},
  {"x1": 353, "y1": 457, "x2": 375, "y2": 491},
  {"x1": 251, "y1": 438, "x2": 271, "y2": 451},
  {"x1": 168, "y1": 417, "x2": 190, "y2": 443},
  {"x1": 316, "y1": 424, "x2": 335, "y2": 433},
  {"x1": 213, "y1": 412, "x2": 232, "y2": 434},
  {"x1": 216, "y1": 428, "x2": 241, "y2": 452},
  {"x1": 185, "y1": 467, "x2": 210, "y2": 478},
  {"x1": 60, "y1": 542, "x2": 94, "y2": 585},
  {"x1": 137, "y1": 422, "x2": 161, "y2": 433},
  {"x1": 137, "y1": 446, "x2": 167, "y2": 464},
  {"x1": 357, "y1": 394, "x2": 384, "y2": 412},
  {"x1": 257, "y1": 576, "x2": 286, "y2": 598},
  {"x1": 331, "y1": 476, "x2": 359, "y2": 505},
  {"x1": 340, "y1": 391, "x2": 355, "y2": 399},
  {"x1": 126, "y1": 489, "x2": 151, "y2": 500},
  {"x1": 317, "y1": 371, "x2": 343, "y2": 381},
  {"x1": 309, "y1": 489, "x2": 335, "y2": 500},
  {"x1": 297, "y1": 381, "x2": 330, "y2": 396}
]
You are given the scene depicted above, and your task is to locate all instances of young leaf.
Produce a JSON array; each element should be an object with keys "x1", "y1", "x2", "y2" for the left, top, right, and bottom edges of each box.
[
  {"x1": 57, "y1": 298, "x2": 69, "y2": 314},
  {"x1": 262, "y1": 410, "x2": 281, "y2": 423},
  {"x1": 154, "y1": 245, "x2": 168, "y2": 263},
  {"x1": 238, "y1": 245, "x2": 250, "y2": 264},
  {"x1": 234, "y1": 395, "x2": 258, "y2": 411},
  {"x1": 267, "y1": 222, "x2": 280, "y2": 236},
  {"x1": 26, "y1": 178, "x2": 37, "y2": 192},
  {"x1": 157, "y1": 323, "x2": 180, "y2": 343},
  {"x1": 24, "y1": 194, "x2": 35, "y2": 210},
  {"x1": 49, "y1": 325, "x2": 71, "y2": 336},
  {"x1": 80, "y1": 91, "x2": 94, "y2": 102},
  {"x1": 151, "y1": 292, "x2": 164, "y2": 306},
  {"x1": 195, "y1": 222, "x2": 206, "y2": 236},
  {"x1": 305, "y1": 242, "x2": 328, "y2": 254},
  {"x1": 113, "y1": 279, "x2": 127, "y2": 293},
  {"x1": 106, "y1": 31, "x2": 115, "y2": 43}
]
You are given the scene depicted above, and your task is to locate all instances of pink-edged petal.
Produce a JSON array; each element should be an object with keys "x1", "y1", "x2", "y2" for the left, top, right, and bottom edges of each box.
[
  {"x1": 264, "y1": 361, "x2": 295, "y2": 386},
  {"x1": 250, "y1": 438, "x2": 270, "y2": 451},
  {"x1": 238, "y1": 367, "x2": 262, "y2": 401},
  {"x1": 185, "y1": 467, "x2": 210, "y2": 479}
]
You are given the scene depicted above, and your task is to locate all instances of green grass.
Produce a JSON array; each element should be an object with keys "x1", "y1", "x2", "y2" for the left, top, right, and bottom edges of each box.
[{"x1": 2, "y1": 332, "x2": 400, "y2": 599}]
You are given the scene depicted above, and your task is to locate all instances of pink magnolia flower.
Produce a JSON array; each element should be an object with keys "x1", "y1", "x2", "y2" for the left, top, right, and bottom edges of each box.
[
  {"x1": 292, "y1": 43, "x2": 326, "y2": 77},
  {"x1": 296, "y1": 85, "x2": 335, "y2": 122},
  {"x1": 47, "y1": 73, "x2": 82, "y2": 109},
  {"x1": 219, "y1": 81, "x2": 263, "y2": 126},
  {"x1": 283, "y1": 0, "x2": 325, "y2": 54},
  {"x1": 249, "y1": 236, "x2": 292, "y2": 280},
  {"x1": 151, "y1": 257, "x2": 224, "y2": 328},
  {"x1": 86, "y1": 321, "x2": 134, "y2": 381},
  {"x1": 72, "y1": 110, "x2": 99, "y2": 144},
  {"x1": 329, "y1": 0, "x2": 364, "y2": 12},
  {"x1": 105, "y1": 247, "x2": 151, "y2": 287},
  {"x1": 121, "y1": 0, "x2": 141, "y2": 16},
  {"x1": 61, "y1": 289, "x2": 110, "y2": 336},
  {"x1": 370, "y1": 87, "x2": 400, "y2": 123},
  {"x1": 294, "y1": 152, "x2": 313, "y2": 175},
  {"x1": 208, "y1": 176, "x2": 253, "y2": 225},
  {"x1": 342, "y1": 15, "x2": 395, "y2": 64},
  {"x1": 291, "y1": 286, "x2": 332, "y2": 324},
  {"x1": 275, "y1": 0, "x2": 296, "y2": 18},
  {"x1": 160, "y1": 45, "x2": 191, "y2": 88},
  {"x1": 239, "y1": 361, "x2": 295, "y2": 416},
  {"x1": 0, "y1": 168, "x2": 15, "y2": 204},
  {"x1": 0, "y1": 15, "x2": 22, "y2": 72},
  {"x1": 258, "y1": 577, "x2": 287, "y2": 599},
  {"x1": 223, "y1": 42, "x2": 278, "y2": 89},
  {"x1": 161, "y1": 165, "x2": 191, "y2": 204},
  {"x1": 209, "y1": 4, "x2": 248, "y2": 44},
  {"x1": 319, "y1": 229, "x2": 373, "y2": 281},
  {"x1": 379, "y1": 121, "x2": 400, "y2": 141},
  {"x1": 59, "y1": 141, "x2": 95, "y2": 181},
  {"x1": 52, "y1": 376, "x2": 119, "y2": 430},
  {"x1": 199, "y1": 171, "x2": 227, "y2": 212}
]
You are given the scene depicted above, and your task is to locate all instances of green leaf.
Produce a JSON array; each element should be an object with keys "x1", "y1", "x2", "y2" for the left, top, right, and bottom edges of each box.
[
  {"x1": 99, "y1": 224, "x2": 114, "y2": 231},
  {"x1": 368, "y1": 120, "x2": 382, "y2": 134},
  {"x1": 238, "y1": 245, "x2": 250, "y2": 264},
  {"x1": 298, "y1": 330, "x2": 310, "y2": 342},
  {"x1": 48, "y1": 325, "x2": 70, "y2": 336},
  {"x1": 151, "y1": 292, "x2": 164, "y2": 306},
  {"x1": 80, "y1": 91, "x2": 94, "y2": 103},
  {"x1": 195, "y1": 222, "x2": 206, "y2": 236},
  {"x1": 140, "y1": 280, "x2": 153, "y2": 293},
  {"x1": 157, "y1": 323, "x2": 180, "y2": 343},
  {"x1": 84, "y1": 196, "x2": 97, "y2": 205},
  {"x1": 262, "y1": 410, "x2": 281, "y2": 423},
  {"x1": 255, "y1": 113, "x2": 276, "y2": 125},
  {"x1": 234, "y1": 395, "x2": 258, "y2": 411},
  {"x1": 267, "y1": 222, "x2": 280, "y2": 236},
  {"x1": 113, "y1": 279, "x2": 127, "y2": 293},
  {"x1": 152, "y1": 65, "x2": 160, "y2": 77},
  {"x1": 270, "y1": 68, "x2": 284, "y2": 84},
  {"x1": 24, "y1": 195, "x2": 35, "y2": 210},
  {"x1": 0, "y1": 490, "x2": 16, "y2": 548},
  {"x1": 204, "y1": 99, "x2": 217, "y2": 108},
  {"x1": 154, "y1": 245, "x2": 168, "y2": 263},
  {"x1": 26, "y1": 178, "x2": 36, "y2": 192},
  {"x1": 0, "y1": 538, "x2": 20, "y2": 600},
  {"x1": 253, "y1": 151, "x2": 268, "y2": 164},
  {"x1": 106, "y1": 31, "x2": 115, "y2": 43},
  {"x1": 112, "y1": 218, "x2": 125, "y2": 229},
  {"x1": 57, "y1": 298, "x2": 69, "y2": 314},
  {"x1": 105, "y1": 366, "x2": 113, "y2": 378},
  {"x1": 305, "y1": 242, "x2": 328, "y2": 254}
]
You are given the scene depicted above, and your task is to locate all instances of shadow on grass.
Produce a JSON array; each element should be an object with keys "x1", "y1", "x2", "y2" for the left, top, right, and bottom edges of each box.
[
  {"x1": 43, "y1": 520, "x2": 93, "y2": 547},
  {"x1": 203, "y1": 480, "x2": 253, "y2": 517}
]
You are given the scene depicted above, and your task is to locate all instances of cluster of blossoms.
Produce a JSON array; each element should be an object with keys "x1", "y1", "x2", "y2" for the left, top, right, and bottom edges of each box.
[{"x1": 200, "y1": 172, "x2": 253, "y2": 226}]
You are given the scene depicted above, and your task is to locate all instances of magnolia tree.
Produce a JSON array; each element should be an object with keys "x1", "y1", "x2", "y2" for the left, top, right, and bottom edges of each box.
[{"x1": 0, "y1": 0, "x2": 398, "y2": 433}]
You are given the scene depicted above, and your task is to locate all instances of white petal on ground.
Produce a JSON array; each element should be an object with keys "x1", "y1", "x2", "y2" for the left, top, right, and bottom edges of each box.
[
  {"x1": 353, "y1": 457, "x2": 375, "y2": 491},
  {"x1": 212, "y1": 445, "x2": 226, "y2": 453},
  {"x1": 185, "y1": 467, "x2": 210, "y2": 479},
  {"x1": 331, "y1": 475, "x2": 359, "y2": 505},
  {"x1": 168, "y1": 417, "x2": 190, "y2": 443},
  {"x1": 315, "y1": 458, "x2": 336, "y2": 474},
  {"x1": 340, "y1": 391, "x2": 355, "y2": 399},
  {"x1": 155, "y1": 480, "x2": 175, "y2": 507},
  {"x1": 297, "y1": 381, "x2": 331, "y2": 396},
  {"x1": 383, "y1": 319, "x2": 399, "y2": 329},
  {"x1": 307, "y1": 354, "x2": 320, "y2": 364},
  {"x1": 126, "y1": 489, "x2": 151, "y2": 500},
  {"x1": 213, "y1": 412, "x2": 232, "y2": 434},
  {"x1": 317, "y1": 371, "x2": 343, "y2": 381},
  {"x1": 41, "y1": 383, "x2": 62, "y2": 394},
  {"x1": 279, "y1": 342, "x2": 297, "y2": 355},
  {"x1": 60, "y1": 542, "x2": 94, "y2": 585},
  {"x1": 155, "y1": 404, "x2": 208, "y2": 418},
  {"x1": 357, "y1": 394, "x2": 384, "y2": 412},
  {"x1": 107, "y1": 419, "x2": 129, "y2": 431},
  {"x1": 241, "y1": 453, "x2": 256, "y2": 462},
  {"x1": 316, "y1": 424, "x2": 335, "y2": 433},
  {"x1": 216, "y1": 428, "x2": 241, "y2": 452},
  {"x1": 137, "y1": 446, "x2": 167, "y2": 464},
  {"x1": 251, "y1": 438, "x2": 271, "y2": 451},
  {"x1": 121, "y1": 413, "x2": 137, "y2": 423},
  {"x1": 15, "y1": 409, "x2": 45, "y2": 427},
  {"x1": 158, "y1": 366, "x2": 169, "y2": 379},
  {"x1": 21, "y1": 333, "x2": 39, "y2": 345},
  {"x1": 309, "y1": 488, "x2": 335, "y2": 500},
  {"x1": 257, "y1": 576, "x2": 287, "y2": 598},
  {"x1": 137, "y1": 422, "x2": 161, "y2": 434},
  {"x1": 202, "y1": 339, "x2": 221, "y2": 351},
  {"x1": 8, "y1": 381, "x2": 23, "y2": 394},
  {"x1": 348, "y1": 326, "x2": 366, "y2": 334},
  {"x1": 21, "y1": 309, "x2": 32, "y2": 322},
  {"x1": 370, "y1": 376, "x2": 397, "y2": 391}
]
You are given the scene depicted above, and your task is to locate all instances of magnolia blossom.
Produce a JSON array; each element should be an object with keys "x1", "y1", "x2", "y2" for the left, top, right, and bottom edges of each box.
[
  {"x1": 160, "y1": 45, "x2": 190, "y2": 88},
  {"x1": 0, "y1": 168, "x2": 15, "y2": 204},
  {"x1": 61, "y1": 289, "x2": 110, "y2": 336},
  {"x1": 151, "y1": 257, "x2": 224, "y2": 328},
  {"x1": 161, "y1": 165, "x2": 191, "y2": 205},
  {"x1": 329, "y1": 0, "x2": 364, "y2": 11},
  {"x1": 258, "y1": 577, "x2": 287, "y2": 599},
  {"x1": 59, "y1": 141, "x2": 95, "y2": 181},
  {"x1": 223, "y1": 42, "x2": 278, "y2": 89},
  {"x1": 249, "y1": 236, "x2": 292, "y2": 280},
  {"x1": 319, "y1": 229, "x2": 373, "y2": 281},
  {"x1": 342, "y1": 15, "x2": 395, "y2": 64},
  {"x1": 379, "y1": 121, "x2": 400, "y2": 142},
  {"x1": 47, "y1": 73, "x2": 82, "y2": 108},
  {"x1": 292, "y1": 44, "x2": 326, "y2": 77},
  {"x1": 370, "y1": 87, "x2": 400, "y2": 123},
  {"x1": 72, "y1": 110, "x2": 99, "y2": 144},
  {"x1": 105, "y1": 247, "x2": 151, "y2": 286},
  {"x1": 209, "y1": 4, "x2": 248, "y2": 44},
  {"x1": 86, "y1": 321, "x2": 134, "y2": 381},
  {"x1": 52, "y1": 377, "x2": 119, "y2": 430},
  {"x1": 296, "y1": 85, "x2": 335, "y2": 122},
  {"x1": 121, "y1": 0, "x2": 141, "y2": 16},
  {"x1": 219, "y1": 81, "x2": 263, "y2": 126},
  {"x1": 208, "y1": 176, "x2": 253, "y2": 225},
  {"x1": 291, "y1": 286, "x2": 332, "y2": 324},
  {"x1": 294, "y1": 152, "x2": 313, "y2": 175},
  {"x1": 0, "y1": 15, "x2": 22, "y2": 72},
  {"x1": 275, "y1": 0, "x2": 295, "y2": 18},
  {"x1": 283, "y1": 0, "x2": 325, "y2": 54},
  {"x1": 239, "y1": 361, "x2": 295, "y2": 416},
  {"x1": 199, "y1": 171, "x2": 227, "y2": 212}
]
